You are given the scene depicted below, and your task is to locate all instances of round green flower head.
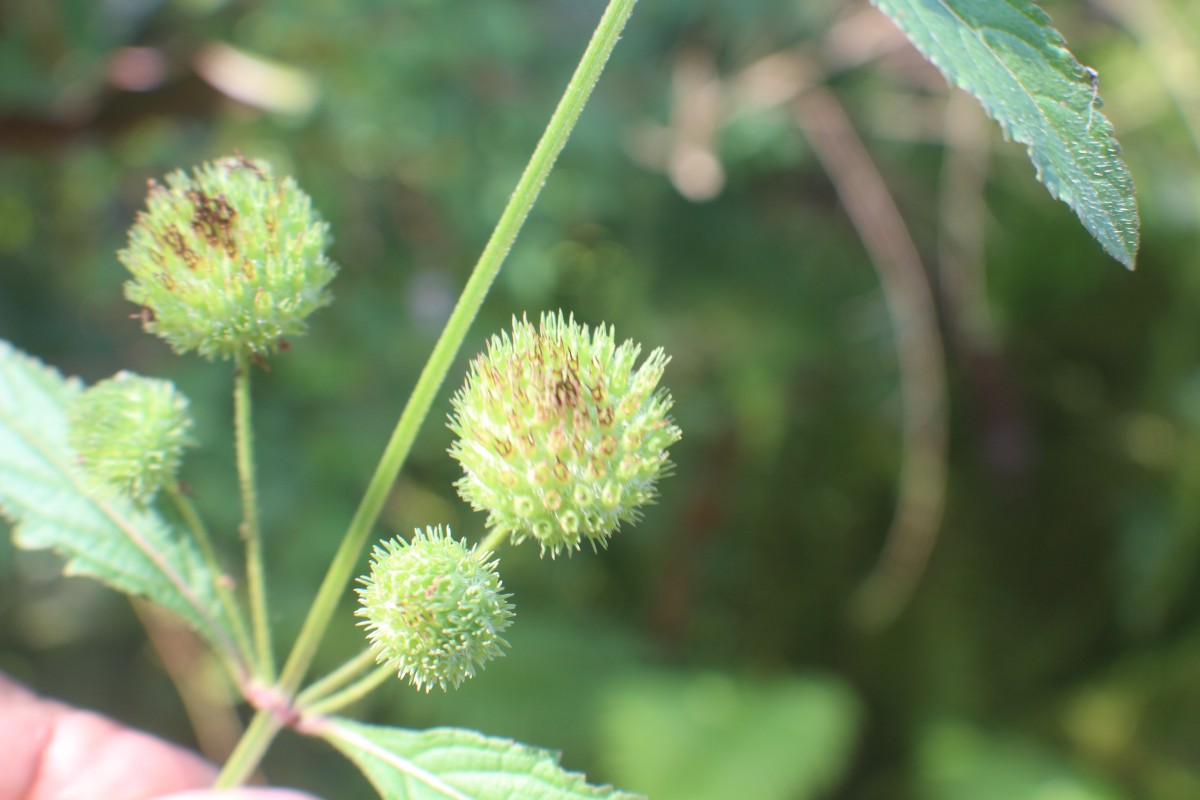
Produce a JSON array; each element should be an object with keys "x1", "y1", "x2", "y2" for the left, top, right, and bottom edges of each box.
[
  {"x1": 119, "y1": 155, "x2": 337, "y2": 360},
  {"x1": 68, "y1": 371, "x2": 194, "y2": 504},
  {"x1": 356, "y1": 526, "x2": 514, "y2": 693},
  {"x1": 449, "y1": 312, "x2": 682, "y2": 556}
]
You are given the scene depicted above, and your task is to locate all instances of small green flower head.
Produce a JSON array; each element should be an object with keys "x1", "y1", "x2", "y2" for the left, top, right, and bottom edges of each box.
[
  {"x1": 356, "y1": 526, "x2": 514, "y2": 692},
  {"x1": 119, "y1": 156, "x2": 338, "y2": 360},
  {"x1": 449, "y1": 312, "x2": 682, "y2": 556},
  {"x1": 68, "y1": 371, "x2": 194, "y2": 503}
]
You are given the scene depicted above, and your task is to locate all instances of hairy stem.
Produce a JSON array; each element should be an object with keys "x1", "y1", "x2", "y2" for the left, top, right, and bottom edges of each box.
[
  {"x1": 213, "y1": 701, "x2": 284, "y2": 789},
  {"x1": 234, "y1": 355, "x2": 275, "y2": 680},
  {"x1": 166, "y1": 482, "x2": 255, "y2": 674},
  {"x1": 215, "y1": 0, "x2": 640, "y2": 785}
]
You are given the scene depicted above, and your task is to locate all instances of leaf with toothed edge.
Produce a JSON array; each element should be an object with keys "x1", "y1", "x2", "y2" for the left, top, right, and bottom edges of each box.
[
  {"x1": 871, "y1": 0, "x2": 1139, "y2": 268},
  {"x1": 0, "y1": 339, "x2": 245, "y2": 673},
  {"x1": 321, "y1": 718, "x2": 643, "y2": 800}
]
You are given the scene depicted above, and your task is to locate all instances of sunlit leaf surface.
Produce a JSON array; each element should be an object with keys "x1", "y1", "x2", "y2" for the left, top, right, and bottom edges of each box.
[
  {"x1": 322, "y1": 718, "x2": 642, "y2": 800},
  {"x1": 872, "y1": 0, "x2": 1140, "y2": 267}
]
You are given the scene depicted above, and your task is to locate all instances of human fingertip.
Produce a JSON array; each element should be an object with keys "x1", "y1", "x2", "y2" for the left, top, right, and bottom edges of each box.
[{"x1": 153, "y1": 789, "x2": 325, "y2": 800}]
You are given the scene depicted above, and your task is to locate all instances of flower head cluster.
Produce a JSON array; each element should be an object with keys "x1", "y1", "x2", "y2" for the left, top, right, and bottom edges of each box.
[
  {"x1": 119, "y1": 156, "x2": 337, "y2": 360},
  {"x1": 356, "y1": 526, "x2": 514, "y2": 692},
  {"x1": 449, "y1": 312, "x2": 681, "y2": 556},
  {"x1": 68, "y1": 371, "x2": 194, "y2": 503}
]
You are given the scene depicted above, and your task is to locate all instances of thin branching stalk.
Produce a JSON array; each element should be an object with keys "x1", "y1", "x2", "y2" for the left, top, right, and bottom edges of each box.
[
  {"x1": 293, "y1": 649, "x2": 379, "y2": 710},
  {"x1": 274, "y1": 0, "x2": 639, "y2": 698},
  {"x1": 299, "y1": 663, "x2": 394, "y2": 718},
  {"x1": 234, "y1": 354, "x2": 274, "y2": 680},
  {"x1": 166, "y1": 482, "x2": 256, "y2": 673},
  {"x1": 215, "y1": 0, "x2": 639, "y2": 785}
]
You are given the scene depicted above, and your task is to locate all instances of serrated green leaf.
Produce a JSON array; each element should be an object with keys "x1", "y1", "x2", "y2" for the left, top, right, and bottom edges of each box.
[
  {"x1": 321, "y1": 718, "x2": 643, "y2": 800},
  {"x1": 871, "y1": 0, "x2": 1139, "y2": 268},
  {"x1": 0, "y1": 339, "x2": 245, "y2": 674}
]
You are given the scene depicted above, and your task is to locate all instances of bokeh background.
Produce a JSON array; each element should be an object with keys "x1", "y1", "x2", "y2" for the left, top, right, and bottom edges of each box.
[{"x1": 2, "y1": 0, "x2": 1199, "y2": 797}]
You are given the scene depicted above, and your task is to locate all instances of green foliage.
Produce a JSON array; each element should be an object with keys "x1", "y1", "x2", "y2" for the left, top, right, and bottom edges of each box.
[
  {"x1": 0, "y1": 341, "x2": 243, "y2": 671},
  {"x1": 870, "y1": 0, "x2": 1140, "y2": 267},
  {"x1": 3, "y1": 0, "x2": 1198, "y2": 797},
  {"x1": 322, "y1": 719, "x2": 642, "y2": 800}
]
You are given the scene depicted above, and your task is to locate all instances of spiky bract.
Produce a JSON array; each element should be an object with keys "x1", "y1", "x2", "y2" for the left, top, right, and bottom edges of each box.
[
  {"x1": 68, "y1": 371, "x2": 194, "y2": 503},
  {"x1": 356, "y1": 526, "x2": 514, "y2": 692},
  {"x1": 449, "y1": 312, "x2": 681, "y2": 556},
  {"x1": 119, "y1": 156, "x2": 337, "y2": 360}
]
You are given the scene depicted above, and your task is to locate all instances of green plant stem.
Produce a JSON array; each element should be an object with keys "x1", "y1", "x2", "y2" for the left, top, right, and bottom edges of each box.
[
  {"x1": 298, "y1": 662, "x2": 394, "y2": 718},
  {"x1": 216, "y1": 0, "x2": 638, "y2": 784},
  {"x1": 293, "y1": 649, "x2": 378, "y2": 710},
  {"x1": 213, "y1": 701, "x2": 284, "y2": 790},
  {"x1": 166, "y1": 482, "x2": 256, "y2": 675},
  {"x1": 277, "y1": 0, "x2": 638, "y2": 697},
  {"x1": 478, "y1": 527, "x2": 509, "y2": 556},
  {"x1": 234, "y1": 354, "x2": 275, "y2": 681}
]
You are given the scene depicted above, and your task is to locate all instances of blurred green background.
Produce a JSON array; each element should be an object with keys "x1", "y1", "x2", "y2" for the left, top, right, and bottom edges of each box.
[{"x1": 2, "y1": 0, "x2": 1199, "y2": 797}]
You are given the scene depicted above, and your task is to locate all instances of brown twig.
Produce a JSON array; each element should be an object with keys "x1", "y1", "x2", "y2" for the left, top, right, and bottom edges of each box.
[
  {"x1": 614, "y1": 30, "x2": 952, "y2": 627},
  {"x1": 793, "y1": 84, "x2": 949, "y2": 629},
  {"x1": 131, "y1": 599, "x2": 246, "y2": 764}
]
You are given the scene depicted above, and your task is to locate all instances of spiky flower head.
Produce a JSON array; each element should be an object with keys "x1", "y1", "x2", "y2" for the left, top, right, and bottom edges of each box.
[
  {"x1": 68, "y1": 371, "x2": 194, "y2": 504},
  {"x1": 449, "y1": 312, "x2": 682, "y2": 556},
  {"x1": 119, "y1": 155, "x2": 337, "y2": 360},
  {"x1": 356, "y1": 526, "x2": 514, "y2": 693}
]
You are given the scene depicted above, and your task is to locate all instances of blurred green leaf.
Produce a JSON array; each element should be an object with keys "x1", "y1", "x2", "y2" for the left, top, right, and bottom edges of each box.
[
  {"x1": 321, "y1": 718, "x2": 642, "y2": 800},
  {"x1": 918, "y1": 720, "x2": 1126, "y2": 800},
  {"x1": 596, "y1": 671, "x2": 860, "y2": 800},
  {"x1": 871, "y1": 0, "x2": 1140, "y2": 267},
  {"x1": 0, "y1": 339, "x2": 244, "y2": 671}
]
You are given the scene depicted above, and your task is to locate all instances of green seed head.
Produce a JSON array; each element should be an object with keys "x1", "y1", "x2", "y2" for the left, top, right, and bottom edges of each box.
[
  {"x1": 356, "y1": 526, "x2": 514, "y2": 692},
  {"x1": 449, "y1": 312, "x2": 682, "y2": 556},
  {"x1": 68, "y1": 371, "x2": 194, "y2": 503},
  {"x1": 119, "y1": 156, "x2": 337, "y2": 360}
]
